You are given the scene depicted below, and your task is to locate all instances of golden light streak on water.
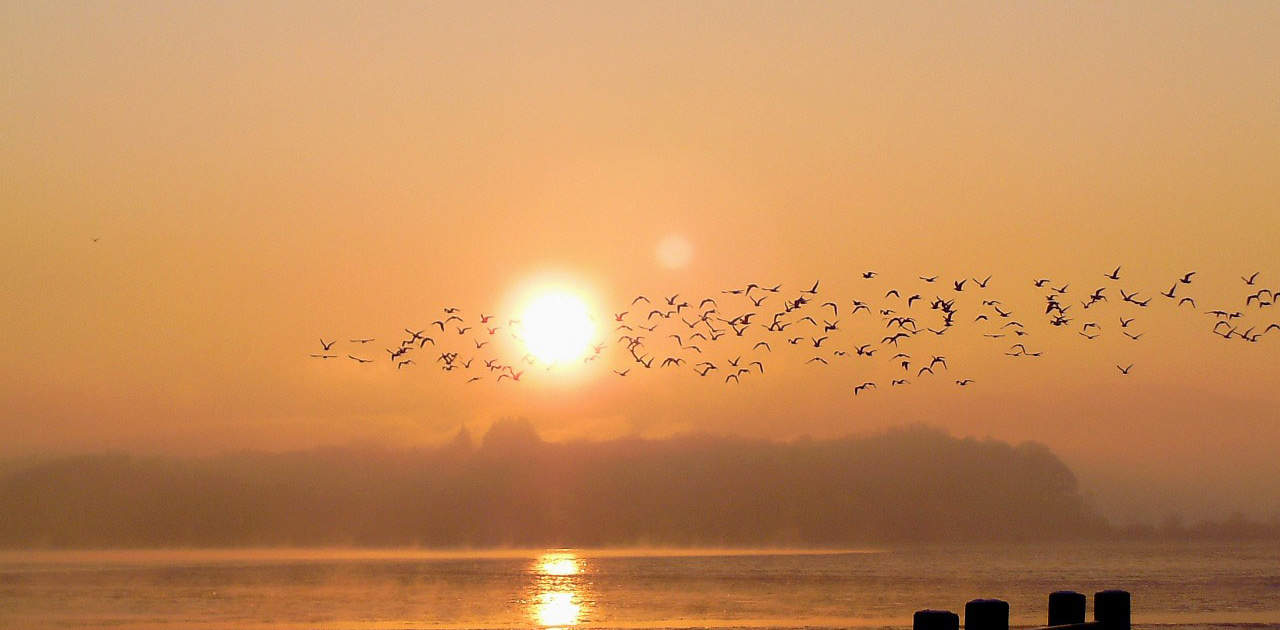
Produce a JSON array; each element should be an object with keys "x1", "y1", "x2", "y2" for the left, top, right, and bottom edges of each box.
[{"x1": 530, "y1": 551, "x2": 591, "y2": 628}]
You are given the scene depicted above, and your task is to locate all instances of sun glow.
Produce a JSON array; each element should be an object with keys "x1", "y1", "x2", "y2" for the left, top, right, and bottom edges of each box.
[
  {"x1": 535, "y1": 591, "x2": 581, "y2": 627},
  {"x1": 519, "y1": 291, "x2": 598, "y2": 364},
  {"x1": 530, "y1": 552, "x2": 588, "y2": 628},
  {"x1": 539, "y1": 556, "x2": 580, "y2": 576}
]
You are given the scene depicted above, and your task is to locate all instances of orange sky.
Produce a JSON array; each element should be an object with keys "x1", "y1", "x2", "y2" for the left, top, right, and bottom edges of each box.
[{"x1": 2, "y1": 1, "x2": 1279, "y2": 522}]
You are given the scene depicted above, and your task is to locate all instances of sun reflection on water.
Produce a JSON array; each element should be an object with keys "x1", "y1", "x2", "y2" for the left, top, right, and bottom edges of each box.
[
  {"x1": 529, "y1": 551, "x2": 592, "y2": 628},
  {"x1": 535, "y1": 590, "x2": 581, "y2": 627},
  {"x1": 540, "y1": 556, "x2": 580, "y2": 577}
]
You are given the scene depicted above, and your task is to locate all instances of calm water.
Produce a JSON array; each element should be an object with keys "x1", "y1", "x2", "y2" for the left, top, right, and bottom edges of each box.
[{"x1": 1, "y1": 542, "x2": 1277, "y2": 629}]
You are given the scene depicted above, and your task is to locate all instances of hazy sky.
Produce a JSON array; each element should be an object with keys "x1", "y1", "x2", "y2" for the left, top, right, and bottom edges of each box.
[{"x1": 3, "y1": 1, "x2": 1279, "y2": 522}]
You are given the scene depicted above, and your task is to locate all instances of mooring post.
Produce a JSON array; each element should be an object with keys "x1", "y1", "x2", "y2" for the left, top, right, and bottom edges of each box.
[
  {"x1": 1095, "y1": 590, "x2": 1130, "y2": 630},
  {"x1": 1048, "y1": 590, "x2": 1087, "y2": 626},
  {"x1": 915, "y1": 609, "x2": 960, "y2": 630},
  {"x1": 965, "y1": 598, "x2": 1009, "y2": 630}
]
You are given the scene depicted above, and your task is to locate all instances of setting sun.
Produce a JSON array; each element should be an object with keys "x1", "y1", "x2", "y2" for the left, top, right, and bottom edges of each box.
[
  {"x1": 6, "y1": 2, "x2": 1280, "y2": 629},
  {"x1": 519, "y1": 292, "x2": 598, "y2": 365}
]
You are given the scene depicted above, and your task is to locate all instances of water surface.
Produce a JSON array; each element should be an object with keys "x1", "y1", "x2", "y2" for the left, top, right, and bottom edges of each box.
[{"x1": 1, "y1": 541, "x2": 1277, "y2": 629}]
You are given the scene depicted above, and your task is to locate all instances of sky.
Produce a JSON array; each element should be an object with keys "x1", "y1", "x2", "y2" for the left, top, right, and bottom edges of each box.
[{"x1": 3, "y1": 1, "x2": 1279, "y2": 524}]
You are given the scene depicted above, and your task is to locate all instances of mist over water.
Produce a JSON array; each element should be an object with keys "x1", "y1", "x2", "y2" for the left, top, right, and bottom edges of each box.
[
  {"x1": 2, "y1": 543, "x2": 1277, "y2": 630},
  {"x1": 5, "y1": 3, "x2": 1280, "y2": 628}
]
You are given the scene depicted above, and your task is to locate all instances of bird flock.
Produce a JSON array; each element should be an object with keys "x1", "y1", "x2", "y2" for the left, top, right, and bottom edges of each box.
[{"x1": 309, "y1": 268, "x2": 1278, "y2": 395}]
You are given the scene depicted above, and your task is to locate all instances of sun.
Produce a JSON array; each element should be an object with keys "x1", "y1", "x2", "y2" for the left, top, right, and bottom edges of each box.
[{"x1": 520, "y1": 291, "x2": 598, "y2": 364}]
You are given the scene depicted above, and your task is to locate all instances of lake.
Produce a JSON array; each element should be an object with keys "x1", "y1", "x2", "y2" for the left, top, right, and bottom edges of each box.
[{"x1": 1, "y1": 541, "x2": 1277, "y2": 629}]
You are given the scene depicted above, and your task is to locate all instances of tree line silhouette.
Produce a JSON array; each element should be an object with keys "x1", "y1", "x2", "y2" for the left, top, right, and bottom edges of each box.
[{"x1": 0, "y1": 423, "x2": 1122, "y2": 548}]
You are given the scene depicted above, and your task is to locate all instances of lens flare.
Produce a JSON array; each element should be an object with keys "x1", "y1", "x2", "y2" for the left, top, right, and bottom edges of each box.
[{"x1": 656, "y1": 234, "x2": 693, "y2": 269}]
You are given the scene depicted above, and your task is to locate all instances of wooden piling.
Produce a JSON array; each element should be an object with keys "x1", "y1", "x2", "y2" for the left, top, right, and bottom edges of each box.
[
  {"x1": 915, "y1": 609, "x2": 960, "y2": 630},
  {"x1": 965, "y1": 598, "x2": 1009, "y2": 630},
  {"x1": 1095, "y1": 590, "x2": 1130, "y2": 630},
  {"x1": 1048, "y1": 590, "x2": 1087, "y2": 626}
]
